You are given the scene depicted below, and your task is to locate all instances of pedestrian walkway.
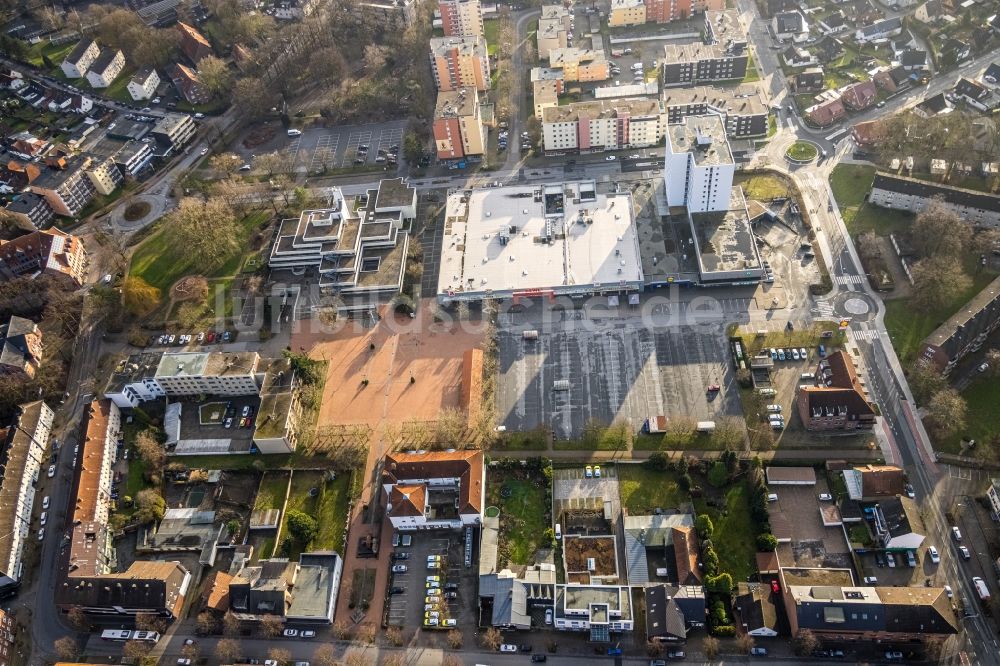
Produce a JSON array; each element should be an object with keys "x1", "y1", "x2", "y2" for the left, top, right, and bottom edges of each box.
[{"x1": 494, "y1": 446, "x2": 883, "y2": 463}]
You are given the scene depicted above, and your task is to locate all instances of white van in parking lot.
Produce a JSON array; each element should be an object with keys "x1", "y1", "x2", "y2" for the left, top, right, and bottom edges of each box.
[{"x1": 287, "y1": 129, "x2": 302, "y2": 136}]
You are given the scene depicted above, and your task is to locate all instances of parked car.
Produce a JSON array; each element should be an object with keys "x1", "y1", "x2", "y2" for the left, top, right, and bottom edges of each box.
[
  {"x1": 750, "y1": 647, "x2": 768, "y2": 656},
  {"x1": 301, "y1": 630, "x2": 316, "y2": 638},
  {"x1": 47, "y1": 465, "x2": 55, "y2": 478},
  {"x1": 770, "y1": 579, "x2": 780, "y2": 594},
  {"x1": 605, "y1": 155, "x2": 617, "y2": 161},
  {"x1": 928, "y1": 546, "x2": 940, "y2": 564},
  {"x1": 499, "y1": 644, "x2": 518, "y2": 653},
  {"x1": 282, "y1": 628, "x2": 298, "y2": 637},
  {"x1": 959, "y1": 545, "x2": 971, "y2": 560},
  {"x1": 593, "y1": 465, "x2": 601, "y2": 478},
  {"x1": 585, "y1": 465, "x2": 593, "y2": 478},
  {"x1": 42, "y1": 496, "x2": 49, "y2": 510},
  {"x1": 443, "y1": 618, "x2": 457, "y2": 627},
  {"x1": 819, "y1": 493, "x2": 833, "y2": 501},
  {"x1": 545, "y1": 607, "x2": 553, "y2": 625},
  {"x1": 392, "y1": 564, "x2": 408, "y2": 573},
  {"x1": 391, "y1": 552, "x2": 409, "y2": 560},
  {"x1": 952, "y1": 526, "x2": 962, "y2": 541},
  {"x1": 389, "y1": 587, "x2": 404, "y2": 595}
]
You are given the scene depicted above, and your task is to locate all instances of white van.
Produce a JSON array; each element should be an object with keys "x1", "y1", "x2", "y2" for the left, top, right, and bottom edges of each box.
[
  {"x1": 287, "y1": 129, "x2": 302, "y2": 137},
  {"x1": 800, "y1": 372, "x2": 815, "y2": 380},
  {"x1": 555, "y1": 523, "x2": 562, "y2": 540},
  {"x1": 757, "y1": 388, "x2": 776, "y2": 396},
  {"x1": 767, "y1": 493, "x2": 779, "y2": 502}
]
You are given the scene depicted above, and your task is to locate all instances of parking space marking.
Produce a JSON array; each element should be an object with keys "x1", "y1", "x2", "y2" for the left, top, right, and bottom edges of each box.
[
  {"x1": 310, "y1": 133, "x2": 339, "y2": 171},
  {"x1": 374, "y1": 127, "x2": 403, "y2": 156},
  {"x1": 284, "y1": 136, "x2": 302, "y2": 163},
  {"x1": 341, "y1": 130, "x2": 374, "y2": 167}
]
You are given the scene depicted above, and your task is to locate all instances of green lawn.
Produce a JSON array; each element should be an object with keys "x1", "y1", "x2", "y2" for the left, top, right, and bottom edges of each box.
[
  {"x1": 125, "y1": 456, "x2": 149, "y2": 499},
  {"x1": 693, "y1": 482, "x2": 756, "y2": 583},
  {"x1": 632, "y1": 431, "x2": 726, "y2": 451},
  {"x1": 618, "y1": 466, "x2": 684, "y2": 514},
  {"x1": 129, "y1": 210, "x2": 270, "y2": 293},
  {"x1": 488, "y1": 477, "x2": 549, "y2": 565},
  {"x1": 743, "y1": 54, "x2": 760, "y2": 83},
  {"x1": 495, "y1": 430, "x2": 548, "y2": 451},
  {"x1": 25, "y1": 40, "x2": 74, "y2": 69},
  {"x1": 315, "y1": 473, "x2": 352, "y2": 551},
  {"x1": 938, "y1": 375, "x2": 1000, "y2": 454},
  {"x1": 254, "y1": 471, "x2": 290, "y2": 511},
  {"x1": 884, "y1": 264, "x2": 999, "y2": 363},
  {"x1": 786, "y1": 141, "x2": 818, "y2": 161},
  {"x1": 278, "y1": 470, "x2": 325, "y2": 558},
  {"x1": 735, "y1": 172, "x2": 793, "y2": 200},
  {"x1": 484, "y1": 19, "x2": 500, "y2": 57},
  {"x1": 829, "y1": 164, "x2": 915, "y2": 237}
]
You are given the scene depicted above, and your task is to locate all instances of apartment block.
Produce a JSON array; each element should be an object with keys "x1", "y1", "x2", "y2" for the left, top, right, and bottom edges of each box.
[
  {"x1": 152, "y1": 113, "x2": 197, "y2": 150},
  {"x1": 178, "y1": 21, "x2": 212, "y2": 64},
  {"x1": 439, "y1": 0, "x2": 483, "y2": 37},
  {"x1": 0, "y1": 228, "x2": 87, "y2": 287},
  {"x1": 533, "y1": 79, "x2": 562, "y2": 118},
  {"x1": 154, "y1": 351, "x2": 261, "y2": 397},
  {"x1": 360, "y1": 0, "x2": 419, "y2": 26},
  {"x1": 61, "y1": 39, "x2": 99, "y2": 79},
  {"x1": 869, "y1": 172, "x2": 1000, "y2": 228},
  {"x1": 662, "y1": 10, "x2": 747, "y2": 86},
  {"x1": 429, "y1": 35, "x2": 491, "y2": 92},
  {"x1": 85, "y1": 155, "x2": 123, "y2": 196},
  {"x1": 112, "y1": 140, "x2": 154, "y2": 179},
  {"x1": 541, "y1": 99, "x2": 667, "y2": 154},
  {"x1": 537, "y1": 5, "x2": 572, "y2": 59},
  {"x1": 85, "y1": 48, "x2": 125, "y2": 89},
  {"x1": 609, "y1": 0, "x2": 646, "y2": 26},
  {"x1": 432, "y1": 88, "x2": 486, "y2": 160},
  {"x1": 646, "y1": 0, "x2": 725, "y2": 22},
  {"x1": 549, "y1": 47, "x2": 610, "y2": 82},
  {"x1": 0, "y1": 401, "x2": 52, "y2": 595},
  {"x1": 919, "y1": 274, "x2": 1000, "y2": 374},
  {"x1": 796, "y1": 351, "x2": 876, "y2": 431},
  {"x1": 382, "y1": 450, "x2": 485, "y2": 529},
  {"x1": 661, "y1": 85, "x2": 768, "y2": 138},
  {"x1": 663, "y1": 114, "x2": 735, "y2": 214},
  {"x1": 127, "y1": 68, "x2": 160, "y2": 101},
  {"x1": 2, "y1": 193, "x2": 54, "y2": 230},
  {"x1": 168, "y1": 63, "x2": 211, "y2": 105},
  {"x1": 28, "y1": 156, "x2": 96, "y2": 218}
]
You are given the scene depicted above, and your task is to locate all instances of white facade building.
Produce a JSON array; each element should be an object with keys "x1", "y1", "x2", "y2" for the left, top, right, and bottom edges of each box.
[
  {"x1": 663, "y1": 114, "x2": 735, "y2": 213},
  {"x1": 127, "y1": 68, "x2": 160, "y2": 101}
]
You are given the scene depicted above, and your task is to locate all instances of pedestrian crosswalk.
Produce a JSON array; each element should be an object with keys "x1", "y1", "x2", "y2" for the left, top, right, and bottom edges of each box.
[
  {"x1": 812, "y1": 302, "x2": 835, "y2": 316},
  {"x1": 848, "y1": 328, "x2": 880, "y2": 342},
  {"x1": 835, "y1": 274, "x2": 866, "y2": 285}
]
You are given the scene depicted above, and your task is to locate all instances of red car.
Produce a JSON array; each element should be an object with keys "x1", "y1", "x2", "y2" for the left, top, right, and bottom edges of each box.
[
  {"x1": 206, "y1": 332, "x2": 216, "y2": 343},
  {"x1": 770, "y1": 580, "x2": 781, "y2": 594}
]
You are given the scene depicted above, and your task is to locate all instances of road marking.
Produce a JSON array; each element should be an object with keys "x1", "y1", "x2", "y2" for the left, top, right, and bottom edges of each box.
[
  {"x1": 835, "y1": 274, "x2": 866, "y2": 285},
  {"x1": 848, "y1": 329, "x2": 880, "y2": 342}
]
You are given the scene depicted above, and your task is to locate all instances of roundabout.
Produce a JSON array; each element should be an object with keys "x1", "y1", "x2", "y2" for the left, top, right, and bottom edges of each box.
[{"x1": 785, "y1": 140, "x2": 819, "y2": 163}]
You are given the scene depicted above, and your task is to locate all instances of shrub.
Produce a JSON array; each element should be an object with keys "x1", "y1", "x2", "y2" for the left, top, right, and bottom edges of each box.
[
  {"x1": 707, "y1": 461, "x2": 728, "y2": 487},
  {"x1": 756, "y1": 533, "x2": 778, "y2": 552},
  {"x1": 711, "y1": 624, "x2": 736, "y2": 637},
  {"x1": 646, "y1": 451, "x2": 670, "y2": 471},
  {"x1": 695, "y1": 514, "x2": 715, "y2": 539}
]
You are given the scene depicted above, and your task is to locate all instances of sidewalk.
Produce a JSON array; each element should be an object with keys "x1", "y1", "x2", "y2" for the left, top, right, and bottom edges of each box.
[{"x1": 494, "y1": 446, "x2": 883, "y2": 463}]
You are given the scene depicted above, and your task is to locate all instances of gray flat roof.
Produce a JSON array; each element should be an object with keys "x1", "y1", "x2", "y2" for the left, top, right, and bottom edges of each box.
[
  {"x1": 690, "y1": 188, "x2": 761, "y2": 275},
  {"x1": 667, "y1": 115, "x2": 733, "y2": 167}
]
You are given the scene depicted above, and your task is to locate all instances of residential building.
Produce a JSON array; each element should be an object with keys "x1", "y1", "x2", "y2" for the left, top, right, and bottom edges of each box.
[
  {"x1": 646, "y1": 0, "x2": 725, "y2": 23},
  {"x1": 987, "y1": 478, "x2": 1000, "y2": 517},
  {"x1": 783, "y1": 581, "x2": 956, "y2": 646},
  {"x1": 436, "y1": 181, "x2": 644, "y2": 303},
  {"x1": 874, "y1": 65, "x2": 912, "y2": 93},
  {"x1": 663, "y1": 114, "x2": 735, "y2": 213},
  {"x1": 252, "y1": 358, "x2": 301, "y2": 454},
  {"x1": 661, "y1": 85, "x2": 768, "y2": 138},
  {"x1": 127, "y1": 68, "x2": 160, "y2": 101},
  {"x1": 2, "y1": 193, "x2": 54, "y2": 230},
  {"x1": 85, "y1": 48, "x2": 124, "y2": 89},
  {"x1": 381, "y1": 449, "x2": 485, "y2": 529},
  {"x1": 268, "y1": 180, "x2": 415, "y2": 296},
  {"x1": 772, "y1": 11, "x2": 809, "y2": 42},
  {"x1": 168, "y1": 63, "x2": 211, "y2": 105},
  {"x1": 537, "y1": 5, "x2": 572, "y2": 59},
  {"x1": 0, "y1": 608, "x2": 16, "y2": 665},
  {"x1": 792, "y1": 67, "x2": 825, "y2": 91},
  {"x1": 806, "y1": 97, "x2": 846, "y2": 127},
  {"x1": 941, "y1": 38, "x2": 970, "y2": 65},
  {"x1": 178, "y1": 21, "x2": 212, "y2": 64},
  {"x1": 869, "y1": 172, "x2": 1000, "y2": 228},
  {"x1": 57, "y1": 400, "x2": 192, "y2": 620},
  {"x1": 623, "y1": 514, "x2": 699, "y2": 584},
  {"x1": 645, "y1": 584, "x2": 706, "y2": 643},
  {"x1": 541, "y1": 99, "x2": 667, "y2": 154},
  {"x1": 0, "y1": 401, "x2": 52, "y2": 595},
  {"x1": 914, "y1": 1, "x2": 943, "y2": 24},
  {"x1": 548, "y1": 47, "x2": 610, "y2": 82},
  {"x1": 229, "y1": 553, "x2": 343, "y2": 624},
  {"x1": 0, "y1": 228, "x2": 87, "y2": 288},
  {"x1": 662, "y1": 11, "x2": 748, "y2": 86},
  {"x1": 783, "y1": 45, "x2": 817, "y2": 68},
  {"x1": 85, "y1": 155, "x2": 123, "y2": 196},
  {"x1": 982, "y1": 62, "x2": 1000, "y2": 87},
  {"x1": 955, "y1": 77, "x2": 999, "y2": 113},
  {"x1": 151, "y1": 113, "x2": 197, "y2": 151},
  {"x1": 533, "y1": 79, "x2": 562, "y2": 118},
  {"x1": 898, "y1": 48, "x2": 928, "y2": 70},
  {"x1": 609, "y1": 0, "x2": 647, "y2": 26},
  {"x1": 852, "y1": 119, "x2": 887, "y2": 147},
  {"x1": 796, "y1": 351, "x2": 876, "y2": 431},
  {"x1": 273, "y1": 0, "x2": 320, "y2": 19},
  {"x1": 735, "y1": 582, "x2": 778, "y2": 637},
  {"x1": 112, "y1": 140, "x2": 154, "y2": 179},
  {"x1": 819, "y1": 10, "x2": 847, "y2": 34},
  {"x1": 918, "y1": 274, "x2": 1000, "y2": 374},
  {"x1": 429, "y1": 35, "x2": 490, "y2": 92},
  {"x1": 61, "y1": 39, "x2": 99, "y2": 79},
  {"x1": 841, "y1": 80, "x2": 877, "y2": 110},
  {"x1": 553, "y1": 584, "x2": 635, "y2": 635},
  {"x1": 28, "y1": 156, "x2": 96, "y2": 218},
  {"x1": 855, "y1": 16, "x2": 903, "y2": 43},
  {"x1": 432, "y1": 88, "x2": 486, "y2": 160},
  {"x1": 478, "y1": 564, "x2": 557, "y2": 630},
  {"x1": 153, "y1": 351, "x2": 261, "y2": 397},
  {"x1": 815, "y1": 36, "x2": 846, "y2": 63},
  {"x1": 843, "y1": 465, "x2": 905, "y2": 500},
  {"x1": 102, "y1": 352, "x2": 168, "y2": 408},
  {"x1": 438, "y1": 0, "x2": 483, "y2": 37}
]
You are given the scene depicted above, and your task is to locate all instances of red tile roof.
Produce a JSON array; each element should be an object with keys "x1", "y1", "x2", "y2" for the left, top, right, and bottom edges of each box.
[
  {"x1": 389, "y1": 483, "x2": 426, "y2": 518},
  {"x1": 383, "y1": 449, "x2": 484, "y2": 516}
]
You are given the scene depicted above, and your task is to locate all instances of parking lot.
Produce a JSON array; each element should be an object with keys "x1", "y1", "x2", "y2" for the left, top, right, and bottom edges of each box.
[
  {"x1": 385, "y1": 528, "x2": 478, "y2": 634},
  {"x1": 496, "y1": 316, "x2": 742, "y2": 439},
  {"x1": 237, "y1": 120, "x2": 407, "y2": 174}
]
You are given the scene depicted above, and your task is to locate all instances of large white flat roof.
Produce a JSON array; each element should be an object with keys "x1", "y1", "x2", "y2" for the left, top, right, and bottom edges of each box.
[{"x1": 438, "y1": 181, "x2": 644, "y2": 300}]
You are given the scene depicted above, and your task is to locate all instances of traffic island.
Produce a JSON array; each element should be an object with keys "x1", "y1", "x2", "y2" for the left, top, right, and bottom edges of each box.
[{"x1": 785, "y1": 141, "x2": 819, "y2": 164}]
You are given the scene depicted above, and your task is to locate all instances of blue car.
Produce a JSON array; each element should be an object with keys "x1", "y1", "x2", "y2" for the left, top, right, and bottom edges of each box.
[
  {"x1": 607, "y1": 648, "x2": 622, "y2": 656},
  {"x1": 777, "y1": 349, "x2": 786, "y2": 361},
  {"x1": 818, "y1": 344, "x2": 827, "y2": 358}
]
